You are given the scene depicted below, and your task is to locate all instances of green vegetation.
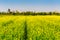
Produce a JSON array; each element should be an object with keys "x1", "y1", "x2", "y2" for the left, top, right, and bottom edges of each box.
[
  {"x1": 0, "y1": 15, "x2": 60, "y2": 40},
  {"x1": 0, "y1": 9, "x2": 60, "y2": 15},
  {"x1": 0, "y1": 16, "x2": 25, "y2": 40},
  {"x1": 27, "y1": 16, "x2": 60, "y2": 40},
  {"x1": 0, "y1": 11, "x2": 60, "y2": 15}
]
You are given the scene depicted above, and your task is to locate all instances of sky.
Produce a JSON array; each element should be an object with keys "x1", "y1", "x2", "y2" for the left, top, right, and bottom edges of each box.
[{"x1": 0, "y1": 0, "x2": 60, "y2": 12}]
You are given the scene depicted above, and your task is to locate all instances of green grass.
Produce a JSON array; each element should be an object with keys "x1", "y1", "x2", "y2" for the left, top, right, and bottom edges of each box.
[{"x1": 0, "y1": 15, "x2": 60, "y2": 40}]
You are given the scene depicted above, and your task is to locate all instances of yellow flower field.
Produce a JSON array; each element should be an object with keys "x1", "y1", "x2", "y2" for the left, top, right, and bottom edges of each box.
[{"x1": 0, "y1": 15, "x2": 60, "y2": 40}]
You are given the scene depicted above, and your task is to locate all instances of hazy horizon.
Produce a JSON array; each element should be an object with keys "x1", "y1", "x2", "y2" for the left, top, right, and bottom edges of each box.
[{"x1": 0, "y1": 0, "x2": 60, "y2": 12}]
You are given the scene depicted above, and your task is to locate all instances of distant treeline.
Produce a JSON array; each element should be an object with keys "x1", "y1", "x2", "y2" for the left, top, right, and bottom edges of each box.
[
  {"x1": 0, "y1": 9, "x2": 60, "y2": 15},
  {"x1": 0, "y1": 11, "x2": 60, "y2": 15}
]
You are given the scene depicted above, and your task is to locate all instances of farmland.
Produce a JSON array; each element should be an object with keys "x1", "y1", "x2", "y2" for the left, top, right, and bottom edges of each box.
[{"x1": 0, "y1": 15, "x2": 60, "y2": 40}]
